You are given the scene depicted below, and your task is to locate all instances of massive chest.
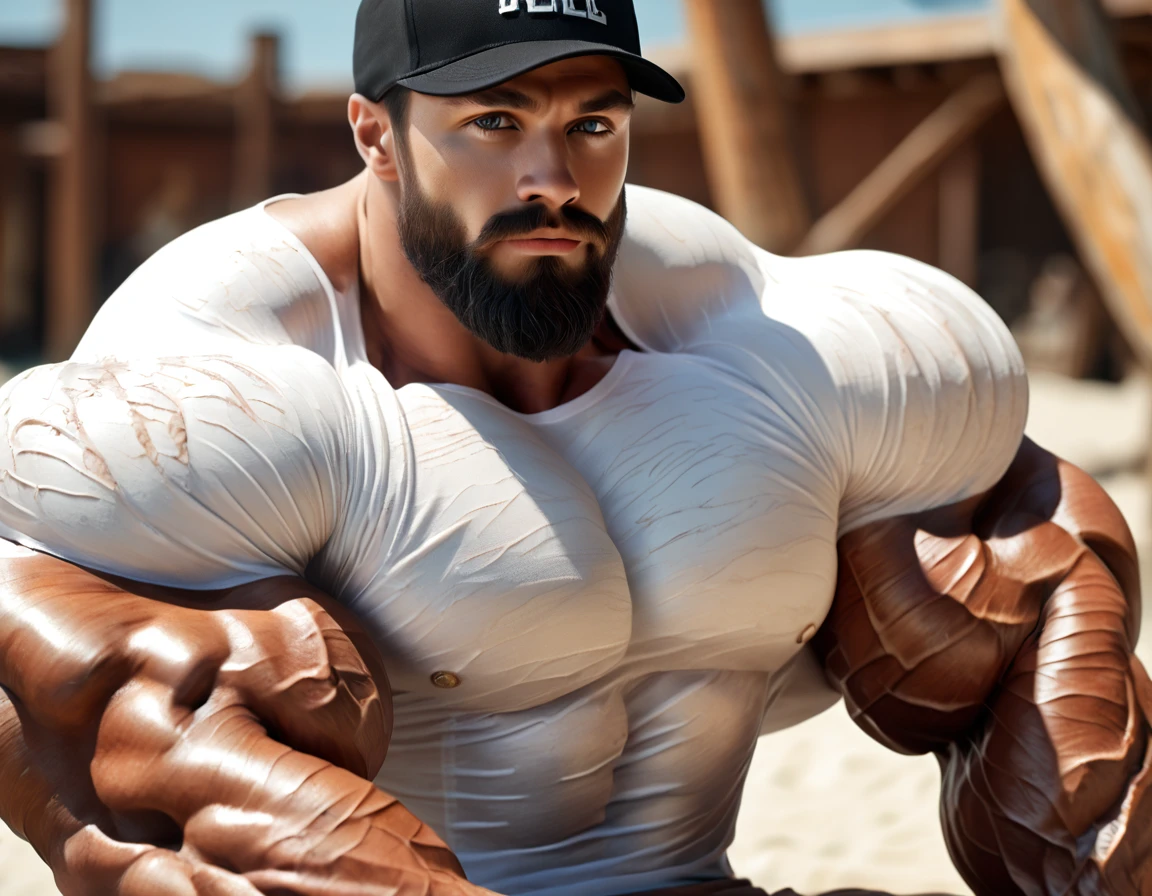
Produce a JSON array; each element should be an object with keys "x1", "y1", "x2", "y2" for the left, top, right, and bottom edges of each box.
[{"x1": 327, "y1": 353, "x2": 840, "y2": 713}]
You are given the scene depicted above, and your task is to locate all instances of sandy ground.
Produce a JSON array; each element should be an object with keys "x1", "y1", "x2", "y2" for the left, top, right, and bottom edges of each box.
[{"x1": 3, "y1": 370, "x2": 1151, "y2": 895}]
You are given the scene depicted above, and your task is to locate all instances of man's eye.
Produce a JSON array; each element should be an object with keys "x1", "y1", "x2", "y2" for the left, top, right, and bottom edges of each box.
[
  {"x1": 571, "y1": 120, "x2": 609, "y2": 135},
  {"x1": 473, "y1": 115, "x2": 509, "y2": 131}
]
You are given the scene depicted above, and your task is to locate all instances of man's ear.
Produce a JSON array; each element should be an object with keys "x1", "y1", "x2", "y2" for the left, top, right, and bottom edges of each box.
[{"x1": 348, "y1": 94, "x2": 400, "y2": 182}]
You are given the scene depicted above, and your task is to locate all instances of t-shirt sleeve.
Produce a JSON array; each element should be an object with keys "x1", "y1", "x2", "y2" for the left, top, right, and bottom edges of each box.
[
  {"x1": 612, "y1": 188, "x2": 1027, "y2": 532},
  {"x1": 0, "y1": 345, "x2": 350, "y2": 588},
  {"x1": 765, "y1": 250, "x2": 1029, "y2": 535}
]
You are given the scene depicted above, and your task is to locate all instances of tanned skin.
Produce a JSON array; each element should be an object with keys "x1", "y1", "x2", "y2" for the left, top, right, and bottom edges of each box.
[
  {"x1": 0, "y1": 55, "x2": 1149, "y2": 896},
  {"x1": 815, "y1": 439, "x2": 1152, "y2": 894},
  {"x1": 0, "y1": 561, "x2": 487, "y2": 896}
]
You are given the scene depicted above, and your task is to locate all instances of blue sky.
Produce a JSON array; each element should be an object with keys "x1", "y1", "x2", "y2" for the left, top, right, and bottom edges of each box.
[{"x1": 0, "y1": 0, "x2": 988, "y2": 91}]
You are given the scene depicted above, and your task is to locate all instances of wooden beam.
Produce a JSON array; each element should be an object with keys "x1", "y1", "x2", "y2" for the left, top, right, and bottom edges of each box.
[
  {"x1": 773, "y1": 0, "x2": 1147, "y2": 75},
  {"x1": 937, "y1": 141, "x2": 982, "y2": 286},
  {"x1": 0, "y1": 133, "x2": 11, "y2": 336},
  {"x1": 0, "y1": 149, "x2": 36, "y2": 343},
  {"x1": 46, "y1": 0, "x2": 96, "y2": 361},
  {"x1": 683, "y1": 0, "x2": 810, "y2": 253},
  {"x1": 796, "y1": 74, "x2": 1004, "y2": 257},
  {"x1": 996, "y1": 0, "x2": 1152, "y2": 366},
  {"x1": 779, "y1": 14, "x2": 997, "y2": 74},
  {"x1": 648, "y1": 2, "x2": 1148, "y2": 81},
  {"x1": 233, "y1": 32, "x2": 280, "y2": 209}
]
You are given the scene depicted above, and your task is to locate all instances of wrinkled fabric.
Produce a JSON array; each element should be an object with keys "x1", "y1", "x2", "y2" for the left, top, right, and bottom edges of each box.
[{"x1": 0, "y1": 186, "x2": 1028, "y2": 896}]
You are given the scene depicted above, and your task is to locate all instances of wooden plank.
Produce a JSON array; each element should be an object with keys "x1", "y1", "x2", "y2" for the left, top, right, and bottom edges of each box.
[
  {"x1": 641, "y1": 1, "x2": 1146, "y2": 79},
  {"x1": 0, "y1": 133, "x2": 10, "y2": 336},
  {"x1": 232, "y1": 32, "x2": 279, "y2": 209},
  {"x1": 995, "y1": 0, "x2": 1152, "y2": 364},
  {"x1": 796, "y1": 74, "x2": 1004, "y2": 257},
  {"x1": 46, "y1": 0, "x2": 95, "y2": 361},
  {"x1": 775, "y1": 0, "x2": 1148, "y2": 75},
  {"x1": 683, "y1": 0, "x2": 810, "y2": 253},
  {"x1": 0, "y1": 47, "x2": 49, "y2": 102},
  {"x1": 1104, "y1": 0, "x2": 1152, "y2": 18},
  {"x1": 937, "y1": 141, "x2": 981, "y2": 286},
  {"x1": 779, "y1": 15, "x2": 996, "y2": 74},
  {"x1": 0, "y1": 149, "x2": 36, "y2": 343}
]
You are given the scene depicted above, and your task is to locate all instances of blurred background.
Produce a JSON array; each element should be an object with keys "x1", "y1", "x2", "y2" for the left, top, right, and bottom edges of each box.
[{"x1": 2, "y1": 0, "x2": 1152, "y2": 894}]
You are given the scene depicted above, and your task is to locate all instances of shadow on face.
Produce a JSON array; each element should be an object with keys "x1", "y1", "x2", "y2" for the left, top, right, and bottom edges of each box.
[
  {"x1": 401, "y1": 56, "x2": 633, "y2": 251},
  {"x1": 387, "y1": 57, "x2": 635, "y2": 361}
]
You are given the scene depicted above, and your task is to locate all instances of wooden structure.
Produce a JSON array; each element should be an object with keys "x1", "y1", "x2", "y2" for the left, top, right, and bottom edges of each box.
[
  {"x1": 47, "y1": 0, "x2": 96, "y2": 361},
  {"x1": 996, "y1": 0, "x2": 1152, "y2": 365},
  {"x1": 233, "y1": 33, "x2": 280, "y2": 209},
  {"x1": 1, "y1": 4, "x2": 1151, "y2": 361},
  {"x1": 683, "y1": 0, "x2": 810, "y2": 253},
  {"x1": 797, "y1": 74, "x2": 1005, "y2": 260}
]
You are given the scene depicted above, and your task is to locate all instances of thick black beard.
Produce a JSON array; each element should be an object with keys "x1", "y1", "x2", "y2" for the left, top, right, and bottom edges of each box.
[{"x1": 397, "y1": 176, "x2": 627, "y2": 363}]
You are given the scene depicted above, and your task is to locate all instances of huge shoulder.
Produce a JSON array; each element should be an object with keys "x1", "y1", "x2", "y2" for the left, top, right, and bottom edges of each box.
[
  {"x1": 765, "y1": 248, "x2": 1027, "y2": 391},
  {"x1": 615, "y1": 189, "x2": 1029, "y2": 523},
  {"x1": 77, "y1": 201, "x2": 344, "y2": 362},
  {"x1": 618, "y1": 185, "x2": 1004, "y2": 333},
  {"x1": 0, "y1": 344, "x2": 359, "y2": 587},
  {"x1": 614, "y1": 186, "x2": 1025, "y2": 392},
  {"x1": 613, "y1": 186, "x2": 770, "y2": 351},
  {"x1": 775, "y1": 250, "x2": 1030, "y2": 530},
  {"x1": 619, "y1": 185, "x2": 764, "y2": 273}
]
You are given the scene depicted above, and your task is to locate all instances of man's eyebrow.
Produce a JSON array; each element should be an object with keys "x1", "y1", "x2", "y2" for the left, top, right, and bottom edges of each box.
[
  {"x1": 443, "y1": 87, "x2": 635, "y2": 115},
  {"x1": 578, "y1": 90, "x2": 635, "y2": 114},
  {"x1": 444, "y1": 87, "x2": 540, "y2": 111}
]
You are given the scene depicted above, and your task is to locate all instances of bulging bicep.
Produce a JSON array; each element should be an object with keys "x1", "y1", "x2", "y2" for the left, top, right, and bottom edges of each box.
[
  {"x1": 770, "y1": 250, "x2": 1029, "y2": 534},
  {"x1": 0, "y1": 346, "x2": 350, "y2": 589}
]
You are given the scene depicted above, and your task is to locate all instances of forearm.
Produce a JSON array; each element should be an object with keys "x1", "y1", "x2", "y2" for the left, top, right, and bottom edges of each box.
[
  {"x1": 0, "y1": 685, "x2": 78, "y2": 861},
  {"x1": 816, "y1": 439, "x2": 1151, "y2": 894},
  {"x1": 0, "y1": 548, "x2": 482, "y2": 895},
  {"x1": 938, "y1": 564, "x2": 1152, "y2": 894},
  {"x1": 0, "y1": 675, "x2": 181, "y2": 894}
]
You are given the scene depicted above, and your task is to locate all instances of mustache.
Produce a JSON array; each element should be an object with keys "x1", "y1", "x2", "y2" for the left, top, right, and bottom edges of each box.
[{"x1": 472, "y1": 203, "x2": 612, "y2": 249}]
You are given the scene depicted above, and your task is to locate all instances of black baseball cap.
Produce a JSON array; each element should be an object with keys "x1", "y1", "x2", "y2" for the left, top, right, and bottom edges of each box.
[{"x1": 354, "y1": 0, "x2": 685, "y2": 105}]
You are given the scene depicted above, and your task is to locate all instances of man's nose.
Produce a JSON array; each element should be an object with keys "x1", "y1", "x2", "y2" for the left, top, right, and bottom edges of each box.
[{"x1": 515, "y1": 134, "x2": 580, "y2": 209}]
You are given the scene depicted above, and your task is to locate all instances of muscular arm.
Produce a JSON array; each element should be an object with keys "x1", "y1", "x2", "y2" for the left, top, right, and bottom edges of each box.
[
  {"x1": 0, "y1": 347, "x2": 486, "y2": 894},
  {"x1": 813, "y1": 438, "x2": 1152, "y2": 894},
  {"x1": 0, "y1": 546, "x2": 481, "y2": 895}
]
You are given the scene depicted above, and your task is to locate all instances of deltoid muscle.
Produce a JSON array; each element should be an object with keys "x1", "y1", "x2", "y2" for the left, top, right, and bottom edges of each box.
[
  {"x1": 0, "y1": 555, "x2": 484, "y2": 896},
  {"x1": 814, "y1": 438, "x2": 1152, "y2": 895}
]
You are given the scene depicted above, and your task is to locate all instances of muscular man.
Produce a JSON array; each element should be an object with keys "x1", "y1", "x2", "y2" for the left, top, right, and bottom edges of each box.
[{"x1": 0, "y1": 0, "x2": 1148, "y2": 894}]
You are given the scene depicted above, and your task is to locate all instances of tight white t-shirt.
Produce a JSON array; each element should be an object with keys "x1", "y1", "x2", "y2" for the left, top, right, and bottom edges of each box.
[{"x1": 0, "y1": 186, "x2": 1027, "y2": 896}]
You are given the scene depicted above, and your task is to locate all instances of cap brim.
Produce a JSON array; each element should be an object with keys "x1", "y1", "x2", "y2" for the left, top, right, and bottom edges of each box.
[{"x1": 397, "y1": 40, "x2": 685, "y2": 104}]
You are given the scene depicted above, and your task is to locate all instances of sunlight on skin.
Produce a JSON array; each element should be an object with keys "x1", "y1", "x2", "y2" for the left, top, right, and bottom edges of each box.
[
  {"x1": 400, "y1": 57, "x2": 634, "y2": 281},
  {"x1": 127, "y1": 625, "x2": 194, "y2": 667}
]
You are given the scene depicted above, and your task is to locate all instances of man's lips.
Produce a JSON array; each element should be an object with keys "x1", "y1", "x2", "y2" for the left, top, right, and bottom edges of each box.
[{"x1": 499, "y1": 235, "x2": 583, "y2": 254}]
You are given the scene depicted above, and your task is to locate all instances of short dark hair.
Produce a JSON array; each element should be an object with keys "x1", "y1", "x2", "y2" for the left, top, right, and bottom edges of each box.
[{"x1": 382, "y1": 85, "x2": 412, "y2": 151}]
